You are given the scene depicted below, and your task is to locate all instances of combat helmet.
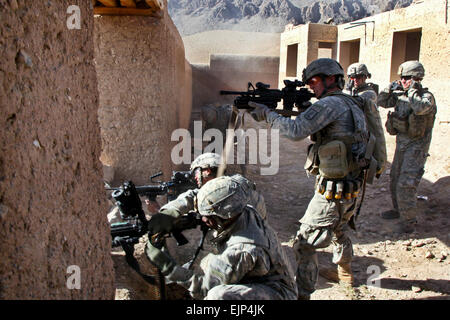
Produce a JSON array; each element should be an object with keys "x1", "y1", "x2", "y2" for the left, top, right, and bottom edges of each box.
[
  {"x1": 190, "y1": 152, "x2": 222, "y2": 173},
  {"x1": 197, "y1": 176, "x2": 248, "y2": 220},
  {"x1": 398, "y1": 60, "x2": 425, "y2": 78},
  {"x1": 347, "y1": 63, "x2": 371, "y2": 78},
  {"x1": 302, "y1": 58, "x2": 345, "y2": 83}
]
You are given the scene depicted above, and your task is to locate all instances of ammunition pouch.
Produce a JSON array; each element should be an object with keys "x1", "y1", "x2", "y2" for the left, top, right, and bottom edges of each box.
[
  {"x1": 304, "y1": 143, "x2": 320, "y2": 175},
  {"x1": 317, "y1": 140, "x2": 349, "y2": 179},
  {"x1": 407, "y1": 112, "x2": 435, "y2": 139},
  {"x1": 316, "y1": 177, "x2": 362, "y2": 201},
  {"x1": 386, "y1": 111, "x2": 408, "y2": 135}
]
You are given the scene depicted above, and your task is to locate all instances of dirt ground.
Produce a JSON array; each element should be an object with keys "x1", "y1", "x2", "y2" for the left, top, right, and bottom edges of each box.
[
  {"x1": 240, "y1": 115, "x2": 450, "y2": 300},
  {"x1": 112, "y1": 113, "x2": 449, "y2": 300}
]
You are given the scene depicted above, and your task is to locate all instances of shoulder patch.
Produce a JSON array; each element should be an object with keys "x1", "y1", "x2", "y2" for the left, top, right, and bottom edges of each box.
[{"x1": 303, "y1": 104, "x2": 323, "y2": 120}]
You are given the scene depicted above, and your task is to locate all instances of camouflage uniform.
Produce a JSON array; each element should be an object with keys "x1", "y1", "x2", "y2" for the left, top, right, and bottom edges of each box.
[
  {"x1": 146, "y1": 176, "x2": 297, "y2": 300},
  {"x1": 159, "y1": 173, "x2": 267, "y2": 220},
  {"x1": 251, "y1": 58, "x2": 369, "y2": 298},
  {"x1": 159, "y1": 153, "x2": 266, "y2": 220},
  {"x1": 345, "y1": 63, "x2": 387, "y2": 175},
  {"x1": 377, "y1": 61, "x2": 436, "y2": 230}
]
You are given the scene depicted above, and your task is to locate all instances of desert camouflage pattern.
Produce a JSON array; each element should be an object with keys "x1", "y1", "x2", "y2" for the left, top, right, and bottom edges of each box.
[
  {"x1": 265, "y1": 92, "x2": 368, "y2": 298},
  {"x1": 165, "y1": 207, "x2": 298, "y2": 300},
  {"x1": 347, "y1": 63, "x2": 371, "y2": 78},
  {"x1": 377, "y1": 83, "x2": 436, "y2": 223},
  {"x1": 159, "y1": 174, "x2": 266, "y2": 220},
  {"x1": 346, "y1": 83, "x2": 387, "y2": 175},
  {"x1": 189, "y1": 152, "x2": 222, "y2": 172},
  {"x1": 398, "y1": 60, "x2": 425, "y2": 78}
]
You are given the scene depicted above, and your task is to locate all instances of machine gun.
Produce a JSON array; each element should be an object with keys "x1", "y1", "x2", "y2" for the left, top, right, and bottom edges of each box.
[{"x1": 220, "y1": 79, "x2": 314, "y2": 117}]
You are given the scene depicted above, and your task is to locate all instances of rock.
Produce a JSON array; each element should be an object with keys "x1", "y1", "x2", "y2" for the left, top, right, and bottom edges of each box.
[
  {"x1": 411, "y1": 286, "x2": 422, "y2": 293},
  {"x1": 385, "y1": 240, "x2": 392, "y2": 245},
  {"x1": 413, "y1": 240, "x2": 426, "y2": 248},
  {"x1": 0, "y1": 204, "x2": 9, "y2": 220},
  {"x1": 402, "y1": 240, "x2": 412, "y2": 246},
  {"x1": 16, "y1": 50, "x2": 33, "y2": 68},
  {"x1": 438, "y1": 251, "x2": 447, "y2": 262},
  {"x1": 425, "y1": 251, "x2": 435, "y2": 259},
  {"x1": 401, "y1": 274, "x2": 407, "y2": 278}
]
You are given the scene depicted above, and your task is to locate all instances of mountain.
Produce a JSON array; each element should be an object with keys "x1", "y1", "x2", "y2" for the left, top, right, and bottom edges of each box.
[{"x1": 167, "y1": 0, "x2": 414, "y2": 36}]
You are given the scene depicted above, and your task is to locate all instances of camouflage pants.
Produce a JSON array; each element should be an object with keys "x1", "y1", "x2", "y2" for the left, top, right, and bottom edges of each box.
[
  {"x1": 205, "y1": 283, "x2": 297, "y2": 300},
  {"x1": 390, "y1": 139, "x2": 430, "y2": 222},
  {"x1": 293, "y1": 191, "x2": 357, "y2": 297}
]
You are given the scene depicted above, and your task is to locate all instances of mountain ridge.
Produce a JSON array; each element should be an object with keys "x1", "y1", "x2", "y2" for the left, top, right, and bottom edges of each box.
[{"x1": 168, "y1": 0, "x2": 414, "y2": 36}]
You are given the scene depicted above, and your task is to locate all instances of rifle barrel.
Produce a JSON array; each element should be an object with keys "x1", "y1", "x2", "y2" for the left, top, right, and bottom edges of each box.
[{"x1": 220, "y1": 90, "x2": 251, "y2": 95}]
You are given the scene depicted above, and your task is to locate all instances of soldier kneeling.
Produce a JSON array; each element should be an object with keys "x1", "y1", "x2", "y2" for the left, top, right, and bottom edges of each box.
[{"x1": 145, "y1": 176, "x2": 298, "y2": 300}]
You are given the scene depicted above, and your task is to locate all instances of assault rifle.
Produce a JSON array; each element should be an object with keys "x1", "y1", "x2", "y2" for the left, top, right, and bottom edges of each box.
[
  {"x1": 106, "y1": 171, "x2": 207, "y2": 297},
  {"x1": 107, "y1": 171, "x2": 197, "y2": 248},
  {"x1": 220, "y1": 79, "x2": 314, "y2": 117}
]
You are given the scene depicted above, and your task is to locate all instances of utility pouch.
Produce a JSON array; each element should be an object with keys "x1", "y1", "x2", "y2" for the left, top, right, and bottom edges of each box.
[
  {"x1": 385, "y1": 111, "x2": 398, "y2": 135},
  {"x1": 392, "y1": 114, "x2": 408, "y2": 133},
  {"x1": 304, "y1": 143, "x2": 319, "y2": 175},
  {"x1": 318, "y1": 140, "x2": 349, "y2": 179},
  {"x1": 407, "y1": 113, "x2": 427, "y2": 139}
]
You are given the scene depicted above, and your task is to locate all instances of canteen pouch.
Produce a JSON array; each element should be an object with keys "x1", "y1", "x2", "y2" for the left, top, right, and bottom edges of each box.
[
  {"x1": 318, "y1": 140, "x2": 349, "y2": 179},
  {"x1": 385, "y1": 111, "x2": 398, "y2": 135}
]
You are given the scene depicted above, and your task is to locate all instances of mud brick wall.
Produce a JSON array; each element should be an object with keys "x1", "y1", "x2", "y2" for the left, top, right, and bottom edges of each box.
[
  {"x1": 94, "y1": 2, "x2": 192, "y2": 185},
  {"x1": 0, "y1": 1, "x2": 114, "y2": 299}
]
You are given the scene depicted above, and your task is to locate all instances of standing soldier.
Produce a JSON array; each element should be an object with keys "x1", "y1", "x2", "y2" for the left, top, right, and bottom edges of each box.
[
  {"x1": 377, "y1": 61, "x2": 437, "y2": 234},
  {"x1": 249, "y1": 58, "x2": 372, "y2": 299},
  {"x1": 345, "y1": 62, "x2": 387, "y2": 177},
  {"x1": 145, "y1": 176, "x2": 298, "y2": 300}
]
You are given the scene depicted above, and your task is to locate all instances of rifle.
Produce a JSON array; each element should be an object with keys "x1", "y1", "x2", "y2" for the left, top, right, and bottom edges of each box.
[
  {"x1": 220, "y1": 79, "x2": 314, "y2": 117},
  {"x1": 107, "y1": 172, "x2": 207, "y2": 296},
  {"x1": 107, "y1": 171, "x2": 198, "y2": 248}
]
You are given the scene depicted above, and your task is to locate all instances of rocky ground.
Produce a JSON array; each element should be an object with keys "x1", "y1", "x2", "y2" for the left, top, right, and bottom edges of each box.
[{"x1": 112, "y1": 112, "x2": 449, "y2": 300}]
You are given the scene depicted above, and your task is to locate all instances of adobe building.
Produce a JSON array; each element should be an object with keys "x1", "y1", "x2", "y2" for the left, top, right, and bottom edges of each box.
[
  {"x1": 279, "y1": 0, "x2": 450, "y2": 181},
  {"x1": 0, "y1": 1, "x2": 114, "y2": 299},
  {"x1": 0, "y1": 0, "x2": 191, "y2": 299},
  {"x1": 94, "y1": 0, "x2": 192, "y2": 185},
  {"x1": 183, "y1": 31, "x2": 281, "y2": 130}
]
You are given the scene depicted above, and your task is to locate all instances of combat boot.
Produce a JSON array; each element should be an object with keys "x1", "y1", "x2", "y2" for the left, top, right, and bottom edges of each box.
[
  {"x1": 319, "y1": 265, "x2": 339, "y2": 283},
  {"x1": 337, "y1": 262, "x2": 354, "y2": 286},
  {"x1": 319, "y1": 263, "x2": 354, "y2": 286},
  {"x1": 381, "y1": 209, "x2": 400, "y2": 220}
]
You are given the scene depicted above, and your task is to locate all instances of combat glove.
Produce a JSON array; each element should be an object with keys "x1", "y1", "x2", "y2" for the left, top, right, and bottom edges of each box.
[
  {"x1": 389, "y1": 81, "x2": 403, "y2": 93},
  {"x1": 145, "y1": 240, "x2": 177, "y2": 275},
  {"x1": 248, "y1": 101, "x2": 271, "y2": 122},
  {"x1": 147, "y1": 213, "x2": 176, "y2": 236}
]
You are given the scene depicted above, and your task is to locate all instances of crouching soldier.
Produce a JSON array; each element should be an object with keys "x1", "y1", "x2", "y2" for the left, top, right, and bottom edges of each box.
[{"x1": 144, "y1": 176, "x2": 298, "y2": 300}]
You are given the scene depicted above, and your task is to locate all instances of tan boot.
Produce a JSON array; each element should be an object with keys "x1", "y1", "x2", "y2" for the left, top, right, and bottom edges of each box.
[
  {"x1": 319, "y1": 266, "x2": 339, "y2": 283},
  {"x1": 337, "y1": 262, "x2": 354, "y2": 286}
]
